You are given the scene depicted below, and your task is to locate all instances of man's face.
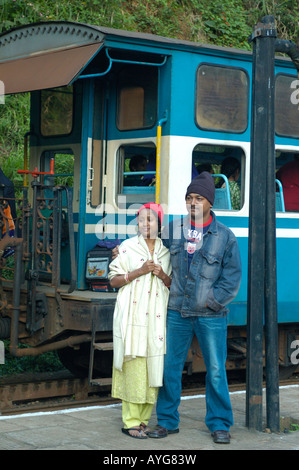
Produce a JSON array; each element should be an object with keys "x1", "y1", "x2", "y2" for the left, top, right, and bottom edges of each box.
[{"x1": 185, "y1": 192, "x2": 211, "y2": 223}]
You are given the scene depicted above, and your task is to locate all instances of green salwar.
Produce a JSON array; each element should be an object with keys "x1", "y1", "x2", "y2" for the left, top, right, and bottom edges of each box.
[{"x1": 112, "y1": 357, "x2": 158, "y2": 428}]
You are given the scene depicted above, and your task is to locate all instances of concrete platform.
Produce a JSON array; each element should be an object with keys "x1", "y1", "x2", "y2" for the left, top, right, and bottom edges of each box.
[{"x1": 0, "y1": 385, "x2": 298, "y2": 451}]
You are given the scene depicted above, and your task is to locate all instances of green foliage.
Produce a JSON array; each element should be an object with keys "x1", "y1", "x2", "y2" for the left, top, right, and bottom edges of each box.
[
  {"x1": 115, "y1": 0, "x2": 184, "y2": 38},
  {"x1": 244, "y1": 0, "x2": 299, "y2": 43},
  {"x1": 182, "y1": 0, "x2": 252, "y2": 49},
  {"x1": 0, "y1": 0, "x2": 121, "y2": 33},
  {"x1": 0, "y1": 341, "x2": 64, "y2": 377},
  {"x1": 54, "y1": 153, "x2": 74, "y2": 187},
  {"x1": 0, "y1": 1, "x2": 298, "y2": 48},
  {"x1": 0, "y1": 93, "x2": 29, "y2": 189}
]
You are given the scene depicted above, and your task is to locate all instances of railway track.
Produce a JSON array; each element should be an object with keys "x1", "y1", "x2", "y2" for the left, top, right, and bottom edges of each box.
[{"x1": 0, "y1": 370, "x2": 298, "y2": 416}]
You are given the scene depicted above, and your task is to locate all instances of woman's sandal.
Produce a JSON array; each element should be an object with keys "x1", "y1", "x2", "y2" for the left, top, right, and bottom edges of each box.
[
  {"x1": 122, "y1": 426, "x2": 148, "y2": 439},
  {"x1": 140, "y1": 422, "x2": 151, "y2": 435}
]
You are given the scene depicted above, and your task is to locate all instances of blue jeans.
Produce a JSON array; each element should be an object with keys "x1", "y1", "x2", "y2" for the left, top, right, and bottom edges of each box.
[{"x1": 156, "y1": 309, "x2": 233, "y2": 432}]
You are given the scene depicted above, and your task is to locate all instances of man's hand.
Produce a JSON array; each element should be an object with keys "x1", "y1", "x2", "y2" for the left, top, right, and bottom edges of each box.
[{"x1": 112, "y1": 245, "x2": 120, "y2": 260}]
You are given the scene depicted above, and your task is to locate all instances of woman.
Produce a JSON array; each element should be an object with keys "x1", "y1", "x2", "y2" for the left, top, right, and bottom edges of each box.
[{"x1": 108, "y1": 203, "x2": 171, "y2": 439}]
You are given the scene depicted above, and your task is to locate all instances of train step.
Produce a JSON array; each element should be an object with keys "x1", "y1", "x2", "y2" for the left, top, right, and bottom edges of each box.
[
  {"x1": 93, "y1": 342, "x2": 113, "y2": 351},
  {"x1": 89, "y1": 377, "x2": 112, "y2": 386},
  {"x1": 88, "y1": 314, "x2": 113, "y2": 386}
]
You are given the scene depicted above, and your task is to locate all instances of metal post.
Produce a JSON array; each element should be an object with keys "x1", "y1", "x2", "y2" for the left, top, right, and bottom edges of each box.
[
  {"x1": 246, "y1": 21, "x2": 267, "y2": 430},
  {"x1": 264, "y1": 19, "x2": 280, "y2": 433},
  {"x1": 247, "y1": 15, "x2": 278, "y2": 431}
]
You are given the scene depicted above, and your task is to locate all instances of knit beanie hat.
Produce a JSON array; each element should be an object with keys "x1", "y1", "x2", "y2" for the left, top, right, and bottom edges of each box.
[
  {"x1": 137, "y1": 203, "x2": 164, "y2": 224},
  {"x1": 185, "y1": 171, "x2": 215, "y2": 205}
]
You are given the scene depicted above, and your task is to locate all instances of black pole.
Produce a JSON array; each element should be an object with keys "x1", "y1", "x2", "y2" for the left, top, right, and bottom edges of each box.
[
  {"x1": 246, "y1": 18, "x2": 267, "y2": 431},
  {"x1": 247, "y1": 17, "x2": 299, "y2": 433},
  {"x1": 247, "y1": 15, "x2": 278, "y2": 431}
]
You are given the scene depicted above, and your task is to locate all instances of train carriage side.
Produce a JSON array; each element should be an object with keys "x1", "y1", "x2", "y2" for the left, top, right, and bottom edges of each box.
[
  {"x1": 164, "y1": 47, "x2": 299, "y2": 374},
  {"x1": 166, "y1": 49, "x2": 299, "y2": 374}
]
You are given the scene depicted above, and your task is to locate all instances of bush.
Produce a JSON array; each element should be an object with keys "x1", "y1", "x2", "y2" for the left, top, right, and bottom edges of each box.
[{"x1": 0, "y1": 340, "x2": 64, "y2": 377}]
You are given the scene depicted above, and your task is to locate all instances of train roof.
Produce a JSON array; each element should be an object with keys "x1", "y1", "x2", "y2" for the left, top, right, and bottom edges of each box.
[
  {"x1": 0, "y1": 20, "x2": 250, "y2": 56},
  {"x1": 0, "y1": 20, "x2": 294, "y2": 95}
]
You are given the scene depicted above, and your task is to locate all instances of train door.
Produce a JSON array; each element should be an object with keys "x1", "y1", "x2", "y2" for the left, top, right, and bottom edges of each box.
[
  {"x1": 76, "y1": 79, "x2": 107, "y2": 288},
  {"x1": 81, "y1": 57, "x2": 166, "y2": 246},
  {"x1": 75, "y1": 47, "x2": 170, "y2": 296}
]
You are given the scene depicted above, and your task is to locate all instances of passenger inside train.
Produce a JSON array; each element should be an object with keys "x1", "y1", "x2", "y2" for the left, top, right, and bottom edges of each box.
[
  {"x1": 125, "y1": 154, "x2": 148, "y2": 186},
  {"x1": 119, "y1": 146, "x2": 156, "y2": 207},
  {"x1": 216, "y1": 157, "x2": 241, "y2": 210},
  {"x1": 192, "y1": 144, "x2": 244, "y2": 211},
  {"x1": 276, "y1": 154, "x2": 299, "y2": 211}
]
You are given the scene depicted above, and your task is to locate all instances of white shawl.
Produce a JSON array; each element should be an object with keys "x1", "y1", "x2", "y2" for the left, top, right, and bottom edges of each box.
[{"x1": 108, "y1": 235, "x2": 171, "y2": 387}]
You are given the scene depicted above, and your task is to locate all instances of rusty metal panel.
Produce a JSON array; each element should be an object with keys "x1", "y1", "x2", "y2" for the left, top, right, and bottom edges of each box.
[{"x1": 0, "y1": 42, "x2": 102, "y2": 95}]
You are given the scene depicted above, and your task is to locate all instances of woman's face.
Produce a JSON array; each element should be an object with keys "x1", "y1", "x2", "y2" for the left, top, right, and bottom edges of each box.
[{"x1": 138, "y1": 209, "x2": 158, "y2": 239}]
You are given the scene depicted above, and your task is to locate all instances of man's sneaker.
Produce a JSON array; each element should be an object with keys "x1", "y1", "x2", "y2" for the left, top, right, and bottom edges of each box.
[
  {"x1": 147, "y1": 425, "x2": 179, "y2": 439},
  {"x1": 211, "y1": 430, "x2": 231, "y2": 444}
]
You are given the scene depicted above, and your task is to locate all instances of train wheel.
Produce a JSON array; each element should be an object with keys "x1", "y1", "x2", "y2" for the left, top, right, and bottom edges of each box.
[{"x1": 58, "y1": 343, "x2": 113, "y2": 378}]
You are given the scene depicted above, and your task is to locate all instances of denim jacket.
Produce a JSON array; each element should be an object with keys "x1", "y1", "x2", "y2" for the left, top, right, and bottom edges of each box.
[{"x1": 161, "y1": 212, "x2": 241, "y2": 317}]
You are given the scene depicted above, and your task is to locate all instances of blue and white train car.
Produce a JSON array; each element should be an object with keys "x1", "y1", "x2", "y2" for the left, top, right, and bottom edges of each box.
[{"x1": 0, "y1": 21, "x2": 298, "y2": 377}]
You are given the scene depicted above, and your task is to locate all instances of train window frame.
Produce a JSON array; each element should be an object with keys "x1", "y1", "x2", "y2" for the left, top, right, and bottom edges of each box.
[
  {"x1": 195, "y1": 63, "x2": 249, "y2": 134},
  {"x1": 40, "y1": 86, "x2": 74, "y2": 138},
  {"x1": 115, "y1": 143, "x2": 157, "y2": 208},
  {"x1": 116, "y1": 65, "x2": 158, "y2": 132},
  {"x1": 275, "y1": 73, "x2": 299, "y2": 139},
  {"x1": 191, "y1": 143, "x2": 244, "y2": 211}
]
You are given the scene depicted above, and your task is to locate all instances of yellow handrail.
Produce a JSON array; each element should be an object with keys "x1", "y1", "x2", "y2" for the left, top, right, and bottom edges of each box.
[{"x1": 155, "y1": 113, "x2": 167, "y2": 204}]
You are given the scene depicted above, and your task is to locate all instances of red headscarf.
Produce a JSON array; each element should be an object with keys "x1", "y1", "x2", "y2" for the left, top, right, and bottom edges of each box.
[{"x1": 137, "y1": 203, "x2": 164, "y2": 224}]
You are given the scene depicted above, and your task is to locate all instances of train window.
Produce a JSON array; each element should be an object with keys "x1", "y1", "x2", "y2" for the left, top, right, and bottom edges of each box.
[
  {"x1": 117, "y1": 65, "x2": 158, "y2": 131},
  {"x1": 53, "y1": 153, "x2": 74, "y2": 187},
  {"x1": 275, "y1": 74, "x2": 299, "y2": 138},
  {"x1": 40, "y1": 86, "x2": 74, "y2": 137},
  {"x1": 41, "y1": 150, "x2": 74, "y2": 186},
  {"x1": 192, "y1": 144, "x2": 244, "y2": 210},
  {"x1": 275, "y1": 151, "x2": 299, "y2": 212},
  {"x1": 118, "y1": 86, "x2": 145, "y2": 130},
  {"x1": 196, "y1": 64, "x2": 249, "y2": 133},
  {"x1": 116, "y1": 144, "x2": 156, "y2": 207}
]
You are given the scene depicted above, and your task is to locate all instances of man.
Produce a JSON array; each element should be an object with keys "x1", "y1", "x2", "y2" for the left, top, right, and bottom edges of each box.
[{"x1": 147, "y1": 171, "x2": 242, "y2": 444}]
